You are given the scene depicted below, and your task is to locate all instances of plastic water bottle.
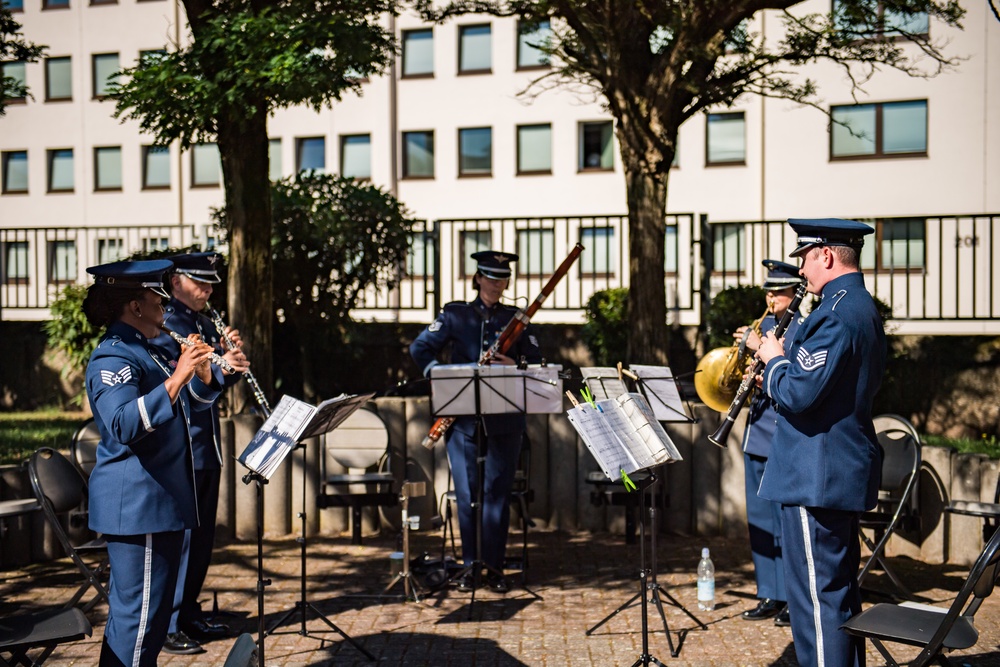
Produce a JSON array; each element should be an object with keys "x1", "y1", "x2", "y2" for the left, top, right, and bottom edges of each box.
[{"x1": 697, "y1": 547, "x2": 715, "y2": 611}]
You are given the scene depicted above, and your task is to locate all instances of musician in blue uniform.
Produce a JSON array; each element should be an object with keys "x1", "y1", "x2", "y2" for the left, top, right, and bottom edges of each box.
[
  {"x1": 151, "y1": 252, "x2": 248, "y2": 654},
  {"x1": 83, "y1": 259, "x2": 221, "y2": 666},
  {"x1": 409, "y1": 250, "x2": 542, "y2": 593},
  {"x1": 757, "y1": 219, "x2": 886, "y2": 667},
  {"x1": 734, "y1": 260, "x2": 804, "y2": 627}
]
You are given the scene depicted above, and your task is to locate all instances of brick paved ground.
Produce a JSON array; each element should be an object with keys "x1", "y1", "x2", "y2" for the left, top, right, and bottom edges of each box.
[{"x1": 3, "y1": 529, "x2": 1000, "y2": 666}]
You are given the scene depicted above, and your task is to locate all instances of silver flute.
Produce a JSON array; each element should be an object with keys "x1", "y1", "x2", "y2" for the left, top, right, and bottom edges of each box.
[
  {"x1": 159, "y1": 325, "x2": 237, "y2": 374},
  {"x1": 206, "y1": 303, "x2": 272, "y2": 418}
]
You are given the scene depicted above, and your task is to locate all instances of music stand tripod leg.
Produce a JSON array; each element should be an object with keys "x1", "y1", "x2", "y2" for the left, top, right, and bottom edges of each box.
[{"x1": 265, "y1": 442, "x2": 375, "y2": 662}]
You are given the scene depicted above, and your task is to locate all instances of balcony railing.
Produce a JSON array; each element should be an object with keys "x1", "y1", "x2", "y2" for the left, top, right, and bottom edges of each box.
[{"x1": 3, "y1": 214, "x2": 997, "y2": 334}]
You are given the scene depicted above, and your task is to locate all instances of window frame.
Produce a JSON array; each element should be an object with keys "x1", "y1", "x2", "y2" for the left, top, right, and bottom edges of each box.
[
  {"x1": 516, "y1": 19, "x2": 551, "y2": 71},
  {"x1": 578, "y1": 226, "x2": 616, "y2": 278},
  {"x1": 190, "y1": 142, "x2": 222, "y2": 187},
  {"x1": 458, "y1": 230, "x2": 492, "y2": 278},
  {"x1": 578, "y1": 120, "x2": 614, "y2": 172},
  {"x1": 401, "y1": 28, "x2": 434, "y2": 79},
  {"x1": 832, "y1": 0, "x2": 929, "y2": 41},
  {"x1": 295, "y1": 136, "x2": 326, "y2": 173},
  {"x1": 516, "y1": 123, "x2": 552, "y2": 176},
  {"x1": 1, "y1": 150, "x2": 29, "y2": 194},
  {"x1": 457, "y1": 126, "x2": 492, "y2": 178},
  {"x1": 516, "y1": 228, "x2": 555, "y2": 277},
  {"x1": 47, "y1": 148, "x2": 75, "y2": 193},
  {"x1": 858, "y1": 217, "x2": 927, "y2": 273},
  {"x1": 830, "y1": 99, "x2": 928, "y2": 161},
  {"x1": 457, "y1": 23, "x2": 492, "y2": 75},
  {"x1": 339, "y1": 133, "x2": 372, "y2": 181},
  {"x1": 141, "y1": 145, "x2": 171, "y2": 190},
  {"x1": 91, "y1": 52, "x2": 120, "y2": 99},
  {"x1": 1, "y1": 61, "x2": 27, "y2": 105},
  {"x1": 401, "y1": 130, "x2": 435, "y2": 180},
  {"x1": 44, "y1": 56, "x2": 72, "y2": 102},
  {"x1": 48, "y1": 239, "x2": 77, "y2": 285},
  {"x1": 93, "y1": 145, "x2": 122, "y2": 191},
  {"x1": 2, "y1": 240, "x2": 30, "y2": 286},
  {"x1": 705, "y1": 111, "x2": 746, "y2": 166},
  {"x1": 42, "y1": 0, "x2": 70, "y2": 9}
]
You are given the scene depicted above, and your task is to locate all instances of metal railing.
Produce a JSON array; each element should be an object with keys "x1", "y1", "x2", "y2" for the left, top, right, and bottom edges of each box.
[{"x1": 3, "y1": 213, "x2": 997, "y2": 332}]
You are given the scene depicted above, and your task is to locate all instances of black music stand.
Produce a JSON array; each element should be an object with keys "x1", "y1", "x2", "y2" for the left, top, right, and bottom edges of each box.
[
  {"x1": 430, "y1": 363, "x2": 561, "y2": 616},
  {"x1": 238, "y1": 394, "x2": 375, "y2": 664}
]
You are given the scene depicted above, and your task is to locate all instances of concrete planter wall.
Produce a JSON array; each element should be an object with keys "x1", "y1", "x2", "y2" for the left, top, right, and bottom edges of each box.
[{"x1": 2, "y1": 397, "x2": 994, "y2": 568}]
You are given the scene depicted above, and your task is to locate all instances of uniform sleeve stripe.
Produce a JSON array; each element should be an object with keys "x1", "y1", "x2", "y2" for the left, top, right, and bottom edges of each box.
[
  {"x1": 188, "y1": 385, "x2": 214, "y2": 404},
  {"x1": 138, "y1": 396, "x2": 153, "y2": 432},
  {"x1": 423, "y1": 360, "x2": 439, "y2": 377}
]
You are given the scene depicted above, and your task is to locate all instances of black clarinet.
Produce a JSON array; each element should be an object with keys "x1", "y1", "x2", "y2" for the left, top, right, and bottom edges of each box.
[{"x1": 707, "y1": 283, "x2": 807, "y2": 448}]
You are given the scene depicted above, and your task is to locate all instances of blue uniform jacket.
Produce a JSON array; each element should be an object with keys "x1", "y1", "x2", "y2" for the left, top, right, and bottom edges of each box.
[
  {"x1": 758, "y1": 272, "x2": 886, "y2": 512},
  {"x1": 409, "y1": 297, "x2": 542, "y2": 436},
  {"x1": 86, "y1": 321, "x2": 221, "y2": 535},
  {"x1": 151, "y1": 300, "x2": 241, "y2": 470},
  {"x1": 741, "y1": 313, "x2": 803, "y2": 458}
]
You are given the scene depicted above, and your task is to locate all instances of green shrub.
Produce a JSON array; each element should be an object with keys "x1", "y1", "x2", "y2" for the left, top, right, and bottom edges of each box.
[
  {"x1": 581, "y1": 288, "x2": 629, "y2": 366},
  {"x1": 43, "y1": 284, "x2": 101, "y2": 379},
  {"x1": 706, "y1": 285, "x2": 768, "y2": 349}
]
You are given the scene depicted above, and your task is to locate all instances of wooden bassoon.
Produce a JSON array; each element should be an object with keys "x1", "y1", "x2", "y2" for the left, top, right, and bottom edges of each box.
[{"x1": 421, "y1": 242, "x2": 585, "y2": 449}]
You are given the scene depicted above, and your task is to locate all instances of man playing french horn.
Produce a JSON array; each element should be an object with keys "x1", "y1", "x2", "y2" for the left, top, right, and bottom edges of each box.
[{"x1": 732, "y1": 260, "x2": 805, "y2": 627}]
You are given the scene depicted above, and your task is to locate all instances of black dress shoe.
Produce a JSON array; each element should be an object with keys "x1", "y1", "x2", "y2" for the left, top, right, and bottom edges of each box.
[
  {"x1": 162, "y1": 631, "x2": 205, "y2": 655},
  {"x1": 774, "y1": 606, "x2": 791, "y2": 627},
  {"x1": 486, "y1": 573, "x2": 509, "y2": 594},
  {"x1": 180, "y1": 617, "x2": 232, "y2": 641},
  {"x1": 741, "y1": 598, "x2": 785, "y2": 621}
]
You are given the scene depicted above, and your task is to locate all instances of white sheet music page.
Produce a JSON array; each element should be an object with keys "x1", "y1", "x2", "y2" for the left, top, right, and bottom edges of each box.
[
  {"x1": 629, "y1": 364, "x2": 689, "y2": 422},
  {"x1": 238, "y1": 395, "x2": 317, "y2": 479},
  {"x1": 615, "y1": 393, "x2": 683, "y2": 463},
  {"x1": 566, "y1": 402, "x2": 640, "y2": 478},
  {"x1": 580, "y1": 367, "x2": 628, "y2": 400}
]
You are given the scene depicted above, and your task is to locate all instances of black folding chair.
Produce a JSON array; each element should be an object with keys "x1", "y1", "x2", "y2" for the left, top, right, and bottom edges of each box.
[
  {"x1": 858, "y1": 414, "x2": 922, "y2": 598},
  {"x1": 69, "y1": 419, "x2": 100, "y2": 481},
  {"x1": 841, "y1": 521, "x2": 1000, "y2": 667},
  {"x1": 28, "y1": 447, "x2": 110, "y2": 612},
  {"x1": 0, "y1": 607, "x2": 92, "y2": 666},
  {"x1": 222, "y1": 633, "x2": 258, "y2": 667}
]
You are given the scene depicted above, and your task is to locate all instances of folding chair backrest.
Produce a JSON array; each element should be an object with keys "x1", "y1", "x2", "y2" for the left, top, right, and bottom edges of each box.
[
  {"x1": 70, "y1": 419, "x2": 100, "y2": 481},
  {"x1": 324, "y1": 408, "x2": 389, "y2": 472},
  {"x1": 29, "y1": 447, "x2": 87, "y2": 516},
  {"x1": 873, "y1": 414, "x2": 921, "y2": 492}
]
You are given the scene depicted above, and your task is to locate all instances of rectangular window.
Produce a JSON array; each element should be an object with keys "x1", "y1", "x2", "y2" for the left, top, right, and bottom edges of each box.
[
  {"x1": 2, "y1": 150, "x2": 28, "y2": 193},
  {"x1": 3, "y1": 241, "x2": 29, "y2": 284},
  {"x1": 458, "y1": 24, "x2": 491, "y2": 74},
  {"x1": 42, "y1": 0, "x2": 69, "y2": 8},
  {"x1": 831, "y1": 100, "x2": 927, "y2": 159},
  {"x1": 459, "y1": 230, "x2": 491, "y2": 277},
  {"x1": 833, "y1": 0, "x2": 928, "y2": 38},
  {"x1": 517, "y1": 124, "x2": 551, "y2": 174},
  {"x1": 458, "y1": 127, "x2": 491, "y2": 176},
  {"x1": 2, "y1": 62, "x2": 27, "y2": 103},
  {"x1": 47, "y1": 148, "x2": 74, "y2": 192},
  {"x1": 706, "y1": 112, "x2": 746, "y2": 165},
  {"x1": 268, "y1": 138, "x2": 282, "y2": 182},
  {"x1": 665, "y1": 225, "x2": 679, "y2": 274},
  {"x1": 580, "y1": 227, "x2": 615, "y2": 276},
  {"x1": 340, "y1": 134, "x2": 371, "y2": 180},
  {"x1": 296, "y1": 137, "x2": 325, "y2": 173},
  {"x1": 45, "y1": 56, "x2": 72, "y2": 101},
  {"x1": 517, "y1": 229, "x2": 554, "y2": 276},
  {"x1": 5, "y1": 0, "x2": 24, "y2": 10},
  {"x1": 406, "y1": 231, "x2": 435, "y2": 277},
  {"x1": 48, "y1": 240, "x2": 76, "y2": 283},
  {"x1": 92, "y1": 53, "x2": 120, "y2": 98},
  {"x1": 517, "y1": 19, "x2": 551, "y2": 69},
  {"x1": 402, "y1": 131, "x2": 434, "y2": 179},
  {"x1": 875, "y1": 218, "x2": 925, "y2": 270},
  {"x1": 94, "y1": 146, "x2": 122, "y2": 190},
  {"x1": 97, "y1": 238, "x2": 124, "y2": 264},
  {"x1": 579, "y1": 121, "x2": 614, "y2": 171},
  {"x1": 402, "y1": 29, "x2": 434, "y2": 77},
  {"x1": 191, "y1": 142, "x2": 222, "y2": 186},
  {"x1": 712, "y1": 224, "x2": 745, "y2": 273},
  {"x1": 142, "y1": 145, "x2": 171, "y2": 189},
  {"x1": 143, "y1": 237, "x2": 169, "y2": 252}
]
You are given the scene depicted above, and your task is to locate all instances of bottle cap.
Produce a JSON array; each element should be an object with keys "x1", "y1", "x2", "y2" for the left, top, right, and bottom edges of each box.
[{"x1": 702, "y1": 547, "x2": 710, "y2": 558}]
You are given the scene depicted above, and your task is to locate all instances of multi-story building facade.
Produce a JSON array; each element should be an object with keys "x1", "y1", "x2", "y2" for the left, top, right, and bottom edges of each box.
[{"x1": 2, "y1": 0, "x2": 998, "y2": 333}]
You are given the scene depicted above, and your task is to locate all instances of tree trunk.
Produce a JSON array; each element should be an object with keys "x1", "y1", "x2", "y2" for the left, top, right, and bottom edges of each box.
[
  {"x1": 217, "y1": 110, "x2": 273, "y2": 415},
  {"x1": 624, "y1": 167, "x2": 670, "y2": 365}
]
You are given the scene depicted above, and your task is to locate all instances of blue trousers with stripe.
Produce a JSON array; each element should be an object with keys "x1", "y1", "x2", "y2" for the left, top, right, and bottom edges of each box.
[
  {"x1": 101, "y1": 532, "x2": 184, "y2": 667},
  {"x1": 780, "y1": 505, "x2": 865, "y2": 667},
  {"x1": 745, "y1": 453, "x2": 786, "y2": 602}
]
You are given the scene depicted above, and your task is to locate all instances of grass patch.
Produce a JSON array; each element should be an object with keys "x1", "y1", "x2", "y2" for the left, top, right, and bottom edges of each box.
[
  {"x1": 922, "y1": 433, "x2": 1000, "y2": 459},
  {"x1": 0, "y1": 411, "x2": 89, "y2": 466}
]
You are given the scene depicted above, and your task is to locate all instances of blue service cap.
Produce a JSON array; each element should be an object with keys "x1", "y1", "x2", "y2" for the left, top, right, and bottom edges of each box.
[
  {"x1": 788, "y1": 218, "x2": 874, "y2": 258},
  {"x1": 471, "y1": 250, "x2": 518, "y2": 280},
  {"x1": 761, "y1": 259, "x2": 803, "y2": 290},
  {"x1": 87, "y1": 259, "x2": 174, "y2": 298},
  {"x1": 170, "y1": 251, "x2": 223, "y2": 283}
]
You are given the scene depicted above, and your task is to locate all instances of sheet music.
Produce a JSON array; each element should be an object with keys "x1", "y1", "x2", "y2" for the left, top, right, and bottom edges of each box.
[
  {"x1": 580, "y1": 367, "x2": 628, "y2": 400},
  {"x1": 630, "y1": 364, "x2": 691, "y2": 422},
  {"x1": 238, "y1": 395, "x2": 316, "y2": 479},
  {"x1": 300, "y1": 392, "x2": 375, "y2": 440},
  {"x1": 567, "y1": 393, "x2": 683, "y2": 480}
]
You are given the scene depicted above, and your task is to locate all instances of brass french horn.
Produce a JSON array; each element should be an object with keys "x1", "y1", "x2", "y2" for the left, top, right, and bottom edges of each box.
[{"x1": 694, "y1": 304, "x2": 770, "y2": 413}]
